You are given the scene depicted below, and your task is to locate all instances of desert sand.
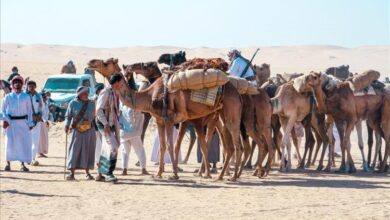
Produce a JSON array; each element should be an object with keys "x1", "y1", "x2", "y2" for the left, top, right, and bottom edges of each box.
[{"x1": 0, "y1": 43, "x2": 389, "y2": 219}]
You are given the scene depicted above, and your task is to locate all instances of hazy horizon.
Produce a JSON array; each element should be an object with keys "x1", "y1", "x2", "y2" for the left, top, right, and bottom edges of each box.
[{"x1": 1, "y1": 0, "x2": 388, "y2": 48}]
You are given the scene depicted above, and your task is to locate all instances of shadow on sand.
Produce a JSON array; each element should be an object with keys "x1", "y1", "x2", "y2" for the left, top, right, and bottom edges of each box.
[{"x1": 1, "y1": 189, "x2": 79, "y2": 198}]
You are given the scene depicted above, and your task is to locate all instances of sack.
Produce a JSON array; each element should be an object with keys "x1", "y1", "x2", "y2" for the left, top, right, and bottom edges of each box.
[
  {"x1": 347, "y1": 70, "x2": 380, "y2": 91},
  {"x1": 77, "y1": 120, "x2": 92, "y2": 133},
  {"x1": 32, "y1": 113, "x2": 43, "y2": 123},
  {"x1": 228, "y1": 76, "x2": 259, "y2": 95},
  {"x1": 167, "y1": 68, "x2": 229, "y2": 91},
  {"x1": 190, "y1": 86, "x2": 220, "y2": 106}
]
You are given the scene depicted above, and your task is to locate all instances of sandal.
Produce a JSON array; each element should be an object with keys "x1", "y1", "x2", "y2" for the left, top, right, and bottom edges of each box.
[
  {"x1": 31, "y1": 160, "x2": 39, "y2": 166},
  {"x1": 66, "y1": 174, "x2": 75, "y2": 181},
  {"x1": 4, "y1": 165, "x2": 11, "y2": 171},
  {"x1": 105, "y1": 175, "x2": 118, "y2": 183},
  {"x1": 20, "y1": 166, "x2": 29, "y2": 172},
  {"x1": 95, "y1": 175, "x2": 105, "y2": 182},
  {"x1": 86, "y1": 174, "x2": 94, "y2": 180}
]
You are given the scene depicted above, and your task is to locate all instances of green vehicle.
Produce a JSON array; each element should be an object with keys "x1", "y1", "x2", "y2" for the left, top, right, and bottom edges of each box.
[{"x1": 42, "y1": 74, "x2": 96, "y2": 122}]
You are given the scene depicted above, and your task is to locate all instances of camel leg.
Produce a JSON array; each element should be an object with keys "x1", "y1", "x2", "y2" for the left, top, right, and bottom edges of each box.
[
  {"x1": 372, "y1": 132, "x2": 382, "y2": 170},
  {"x1": 173, "y1": 122, "x2": 188, "y2": 175},
  {"x1": 140, "y1": 113, "x2": 151, "y2": 143},
  {"x1": 356, "y1": 120, "x2": 369, "y2": 172},
  {"x1": 343, "y1": 120, "x2": 356, "y2": 173},
  {"x1": 193, "y1": 122, "x2": 211, "y2": 178},
  {"x1": 291, "y1": 129, "x2": 302, "y2": 165},
  {"x1": 313, "y1": 122, "x2": 329, "y2": 171},
  {"x1": 258, "y1": 128, "x2": 274, "y2": 178},
  {"x1": 164, "y1": 122, "x2": 178, "y2": 180},
  {"x1": 335, "y1": 120, "x2": 347, "y2": 172},
  {"x1": 298, "y1": 115, "x2": 315, "y2": 169},
  {"x1": 367, "y1": 123, "x2": 374, "y2": 168},
  {"x1": 156, "y1": 122, "x2": 166, "y2": 178},
  {"x1": 311, "y1": 130, "x2": 322, "y2": 165},
  {"x1": 215, "y1": 125, "x2": 234, "y2": 181},
  {"x1": 244, "y1": 140, "x2": 256, "y2": 169},
  {"x1": 324, "y1": 118, "x2": 334, "y2": 172},
  {"x1": 182, "y1": 124, "x2": 196, "y2": 164},
  {"x1": 279, "y1": 116, "x2": 296, "y2": 171}
]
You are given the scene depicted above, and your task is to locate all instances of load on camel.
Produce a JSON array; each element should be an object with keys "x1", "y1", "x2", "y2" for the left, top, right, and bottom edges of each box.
[{"x1": 88, "y1": 58, "x2": 248, "y2": 181}]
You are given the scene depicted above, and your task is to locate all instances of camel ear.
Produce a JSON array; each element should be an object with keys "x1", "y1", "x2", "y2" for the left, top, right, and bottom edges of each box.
[{"x1": 113, "y1": 58, "x2": 118, "y2": 64}]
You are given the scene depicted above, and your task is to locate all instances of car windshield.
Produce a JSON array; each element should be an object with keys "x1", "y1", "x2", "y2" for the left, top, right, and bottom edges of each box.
[{"x1": 43, "y1": 78, "x2": 80, "y2": 93}]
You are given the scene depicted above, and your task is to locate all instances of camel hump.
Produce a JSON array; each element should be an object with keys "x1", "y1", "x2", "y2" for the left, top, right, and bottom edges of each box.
[{"x1": 348, "y1": 70, "x2": 380, "y2": 92}]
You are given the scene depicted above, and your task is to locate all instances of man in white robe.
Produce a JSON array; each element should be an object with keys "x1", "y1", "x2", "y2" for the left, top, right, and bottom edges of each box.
[
  {"x1": 227, "y1": 49, "x2": 256, "y2": 84},
  {"x1": 38, "y1": 92, "x2": 49, "y2": 157},
  {"x1": 2, "y1": 76, "x2": 33, "y2": 171},
  {"x1": 26, "y1": 81, "x2": 45, "y2": 165}
]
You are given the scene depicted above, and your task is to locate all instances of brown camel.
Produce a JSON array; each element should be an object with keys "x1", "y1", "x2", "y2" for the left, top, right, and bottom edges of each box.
[
  {"x1": 304, "y1": 71, "x2": 389, "y2": 172},
  {"x1": 88, "y1": 58, "x2": 245, "y2": 181},
  {"x1": 126, "y1": 60, "x2": 276, "y2": 178},
  {"x1": 123, "y1": 61, "x2": 162, "y2": 143},
  {"x1": 253, "y1": 63, "x2": 271, "y2": 87}
]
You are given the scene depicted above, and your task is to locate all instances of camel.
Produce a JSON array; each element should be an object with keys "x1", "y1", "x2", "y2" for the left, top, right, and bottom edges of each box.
[
  {"x1": 61, "y1": 60, "x2": 76, "y2": 73},
  {"x1": 304, "y1": 71, "x2": 389, "y2": 172},
  {"x1": 270, "y1": 77, "x2": 313, "y2": 171},
  {"x1": 252, "y1": 72, "x2": 330, "y2": 172},
  {"x1": 158, "y1": 51, "x2": 187, "y2": 66},
  {"x1": 253, "y1": 63, "x2": 271, "y2": 87},
  {"x1": 325, "y1": 65, "x2": 351, "y2": 80},
  {"x1": 88, "y1": 58, "x2": 245, "y2": 181},
  {"x1": 126, "y1": 60, "x2": 275, "y2": 178},
  {"x1": 123, "y1": 61, "x2": 162, "y2": 143}
]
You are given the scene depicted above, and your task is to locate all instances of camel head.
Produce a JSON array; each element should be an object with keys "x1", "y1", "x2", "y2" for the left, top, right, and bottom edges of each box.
[
  {"x1": 306, "y1": 71, "x2": 322, "y2": 88},
  {"x1": 253, "y1": 63, "x2": 270, "y2": 86},
  {"x1": 87, "y1": 58, "x2": 121, "y2": 79},
  {"x1": 123, "y1": 62, "x2": 162, "y2": 80}
]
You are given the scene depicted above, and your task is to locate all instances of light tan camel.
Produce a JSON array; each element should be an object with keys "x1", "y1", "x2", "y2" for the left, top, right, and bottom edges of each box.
[
  {"x1": 270, "y1": 77, "x2": 313, "y2": 171},
  {"x1": 304, "y1": 71, "x2": 389, "y2": 172},
  {"x1": 88, "y1": 58, "x2": 245, "y2": 181}
]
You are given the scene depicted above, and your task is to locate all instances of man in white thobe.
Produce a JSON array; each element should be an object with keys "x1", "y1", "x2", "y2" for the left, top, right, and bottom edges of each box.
[
  {"x1": 227, "y1": 49, "x2": 256, "y2": 83},
  {"x1": 2, "y1": 76, "x2": 34, "y2": 171},
  {"x1": 26, "y1": 81, "x2": 45, "y2": 166},
  {"x1": 38, "y1": 92, "x2": 50, "y2": 157}
]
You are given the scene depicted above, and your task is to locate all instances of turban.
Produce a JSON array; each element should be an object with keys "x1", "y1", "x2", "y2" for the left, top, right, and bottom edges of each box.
[
  {"x1": 76, "y1": 86, "x2": 89, "y2": 97},
  {"x1": 10, "y1": 75, "x2": 24, "y2": 91}
]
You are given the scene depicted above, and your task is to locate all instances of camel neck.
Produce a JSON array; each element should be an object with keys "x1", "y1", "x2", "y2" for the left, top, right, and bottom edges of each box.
[
  {"x1": 312, "y1": 84, "x2": 328, "y2": 113},
  {"x1": 116, "y1": 77, "x2": 151, "y2": 113}
]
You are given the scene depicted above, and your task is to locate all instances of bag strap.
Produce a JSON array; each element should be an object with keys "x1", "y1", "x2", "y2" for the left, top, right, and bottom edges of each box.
[
  {"x1": 71, "y1": 101, "x2": 89, "y2": 129},
  {"x1": 29, "y1": 94, "x2": 36, "y2": 115}
]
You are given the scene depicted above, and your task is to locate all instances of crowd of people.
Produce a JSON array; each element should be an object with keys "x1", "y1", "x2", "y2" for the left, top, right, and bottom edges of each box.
[{"x1": 1, "y1": 59, "x2": 224, "y2": 182}]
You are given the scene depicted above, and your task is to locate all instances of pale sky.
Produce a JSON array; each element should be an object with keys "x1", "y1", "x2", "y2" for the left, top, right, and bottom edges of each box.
[{"x1": 1, "y1": 0, "x2": 389, "y2": 48}]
